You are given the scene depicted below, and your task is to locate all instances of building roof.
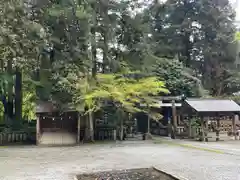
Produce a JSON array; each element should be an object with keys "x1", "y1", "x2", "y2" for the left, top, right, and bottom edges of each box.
[
  {"x1": 140, "y1": 101, "x2": 182, "y2": 108},
  {"x1": 36, "y1": 101, "x2": 55, "y2": 113},
  {"x1": 157, "y1": 96, "x2": 183, "y2": 101},
  {"x1": 159, "y1": 102, "x2": 182, "y2": 107},
  {"x1": 185, "y1": 99, "x2": 240, "y2": 113},
  {"x1": 36, "y1": 101, "x2": 75, "y2": 113}
]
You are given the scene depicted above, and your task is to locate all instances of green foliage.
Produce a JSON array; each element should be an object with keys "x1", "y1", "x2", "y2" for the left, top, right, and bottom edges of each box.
[
  {"x1": 0, "y1": 102, "x2": 3, "y2": 122},
  {"x1": 0, "y1": 0, "x2": 238, "y2": 130},
  {"x1": 154, "y1": 58, "x2": 197, "y2": 97},
  {"x1": 22, "y1": 91, "x2": 36, "y2": 120},
  {"x1": 0, "y1": 73, "x2": 13, "y2": 96},
  {"x1": 0, "y1": 0, "x2": 46, "y2": 69},
  {"x1": 62, "y1": 71, "x2": 168, "y2": 120},
  {"x1": 148, "y1": 0, "x2": 236, "y2": 96},
  {"x1": 190, "y1": 117, "x2": 201, "y2": 128}
]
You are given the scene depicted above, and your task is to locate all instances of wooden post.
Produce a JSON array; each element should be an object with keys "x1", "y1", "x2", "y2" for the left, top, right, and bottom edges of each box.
[
  {"x1": 113, "y1": 129, "x2": 116, "y2": 141},
  {"x1": 171, "y1": 100, "x2": 177, "y2": 139},
  {"x1": 216, "y1": 119, "x2": 220, "y2": 141},
  {"x1": 177, "y1": 115, "x2": 180, "y2": 126},
  {"x1": 36, "y1": 115, "x2": 40, "y2": 145},
  {"x1": 205, "y1": 117, "x2": 209, "y2": 142},
  {"x1": 189, "y1": 116, "x2": 192, "y2": 138},
  {"x1": 233, "y1": 114, "x2": 238, "y2": 140},
  {"x1": 200, "y1": 116, "x2": 205, "y2": 142},
  {"x1": 172, "y1": 100, "x2": 177, "y2": 127},
  {"x1": 77, "y1": 113, "x2": 81, "y2": 144},
  {"x1": 167, "y1": 118, "x2": 171, "y2": 137}
]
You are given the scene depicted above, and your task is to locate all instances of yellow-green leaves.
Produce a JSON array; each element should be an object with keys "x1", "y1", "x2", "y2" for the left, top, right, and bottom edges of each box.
[
  {"x1": 48, "y1": 4, "x2": 89, "y2": 20},
  {"x1": 0, "y1": 102, "x2": 3, "y2": 122},
  {"x1": 235, "y1": 32, "x2": 240, "y2": 41},
  {"x1": 22, "y1": 91, "x2": 36, "y2": 120},
  {"x1": 70, "y1": 72, "x2": 169, "y2": 120}
]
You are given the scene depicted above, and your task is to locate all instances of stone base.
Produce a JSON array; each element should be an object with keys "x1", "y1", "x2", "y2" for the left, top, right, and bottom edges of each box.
[{"x1": 145, "y1": 133, "x2": 153, "y2": 140}]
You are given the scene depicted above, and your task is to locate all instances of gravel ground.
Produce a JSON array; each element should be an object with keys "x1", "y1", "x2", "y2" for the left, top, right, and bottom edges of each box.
[
  {"x1": 1, "y1": 142, "x2": 240, "y2": 180},
  {"x1": 76, "y1": 168, "x2": 175, "y2": 180}
]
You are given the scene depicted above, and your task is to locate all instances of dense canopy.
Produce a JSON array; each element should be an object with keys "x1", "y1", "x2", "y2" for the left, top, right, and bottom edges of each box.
[{"x1": 0, "y1": 0, "x2": 239, "y2": 139}]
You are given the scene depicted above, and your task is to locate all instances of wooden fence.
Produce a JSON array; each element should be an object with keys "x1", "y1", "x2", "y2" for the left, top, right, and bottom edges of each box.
[
  {"x1": 0, "y1": 121, "x2": 36, "y2": 145},
  {"x1": 95, "y1": 128, "x2": 116, "y2": 140},
  {"x1": 0, "y1": 132, "x2": 30, "y2": 145},
  {"x1": 77, "y1": 128, "x2": 117, "y2": 141}
]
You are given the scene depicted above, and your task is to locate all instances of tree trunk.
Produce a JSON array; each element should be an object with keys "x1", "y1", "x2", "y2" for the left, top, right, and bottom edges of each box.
[
  {"x1": 84, "y1": 114, "x2": 89, "y2": 141},
  {"x1": 89, "y1": 111, "x2": 94, "y2": 142},
  {"x1": 15, "y1": 67, "x2": 22, "y2": 122},
  {"x1": 102, "y1": 30, "x2": 108, "y2": 73},
  {"x1": 36, "y1": 115, "x2": 40, "y2": 145},
  {"x1": 147, "y1": 113, "x2": 150, "y2": 134},
  {"x1": 39, "y1": 53, "x2": 51, "y2": 101},
  {"x1": 6, "y1": 60, "x2": 13, "y2": 125},
  {"x1": 0, "y1": 59, "x2": 3, "y2": 71},
  {"x1": 202, "y1": 57, "x2": 211, "y2": 93},
  {"x1": 77, "y1": 113, "x2": 81, "y2": 144},
  {"x1": 120, "y1": 118, "x2": 123, "y2": 141},
  {"x1": 183, "y1": 33, "x2": 192, "y2": 67},
  {"x1": 91, "y1": 2, "x2": 97, "y2": 78}
]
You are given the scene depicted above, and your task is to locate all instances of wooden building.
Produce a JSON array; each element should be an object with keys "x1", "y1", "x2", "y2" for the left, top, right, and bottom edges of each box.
[
  {"x1": 181, "y1": 99, "x2": 240, "y2": 141},
  {"x1": 36, "y1": 101, "x2": 116, "y2": 146},
  {"x1": 36, "y1": 101, "x2": 83, "y2": 145}
]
